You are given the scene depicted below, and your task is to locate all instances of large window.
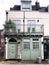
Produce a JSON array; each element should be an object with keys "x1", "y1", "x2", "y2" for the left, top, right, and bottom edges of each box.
[
  {"x1": 23, "y1": 38, "x2": 30, "y2": 49},
  {"x1": 12, "y1": 20, "x2": 21, "y2": 32},
  {"x1": 27, "y1": 20, "x2": 36, "y2": 32}
]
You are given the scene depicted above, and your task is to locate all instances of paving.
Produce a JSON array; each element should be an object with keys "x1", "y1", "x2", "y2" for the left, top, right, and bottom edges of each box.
[{"x1": 0, "y1": 60, "x2": 49, "y2": 65}]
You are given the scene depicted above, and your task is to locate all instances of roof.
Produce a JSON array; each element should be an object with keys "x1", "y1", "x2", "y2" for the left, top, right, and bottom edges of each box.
[
  {"x1": 43, "y1": 36, "x2": 49, "y2": 38},
  {"x1": 10, "y1": 5, "x2": 21, "y2": 11},
  {"x1": 10, "y1": 1, "x2": 48, "y2": 12}
]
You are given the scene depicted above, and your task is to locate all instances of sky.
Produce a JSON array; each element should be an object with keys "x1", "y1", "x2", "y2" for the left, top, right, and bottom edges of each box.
[{"x1": 0, "y1": 0, "x2": 49, "y2": 29}]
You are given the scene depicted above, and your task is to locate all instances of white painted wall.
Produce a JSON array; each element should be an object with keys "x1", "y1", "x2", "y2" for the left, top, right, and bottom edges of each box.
[
  {"x1": 7, "y1": 11, "x2": 24, "y2": 20},
  {"x1": 6, "y1": 11, "x2": 49, "y2": 35},
  {"x1": 41, "y1": 44, "x2": 44, "y2": 60}
]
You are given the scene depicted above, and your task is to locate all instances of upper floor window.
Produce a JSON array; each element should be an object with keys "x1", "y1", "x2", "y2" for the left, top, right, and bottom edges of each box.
[
  {"x1": 12, "y1": 20, "x2": 21, "y2": 32},
  {"x1": 28, "y1": 27, "x2": 30, "y2": 33},
  {"x1": 22, "y1": 3, "x2": 30, "y2": 10},
  {"x1": 27, "y1": 20, "x2": 36, "y2": 32}
]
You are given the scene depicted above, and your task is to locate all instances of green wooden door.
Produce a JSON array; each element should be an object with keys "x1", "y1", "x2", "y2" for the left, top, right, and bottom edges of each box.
[
  {"x1": 21, "y1": 38, "x2": 31, "y2": 60},
  {"x1": 7, "y1": 43, "x2": 18, "y2": 59},
  {"x1": 21, "y1": 38, "x2": 41, "y2": 60}
]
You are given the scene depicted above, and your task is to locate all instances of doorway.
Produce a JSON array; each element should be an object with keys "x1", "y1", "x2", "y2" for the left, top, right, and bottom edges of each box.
[{"x1": 6, "y1": 38, "x2": 18, "y2": 59}]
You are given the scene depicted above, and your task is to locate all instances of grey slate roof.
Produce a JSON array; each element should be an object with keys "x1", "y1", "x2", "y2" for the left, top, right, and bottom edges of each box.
[{"x1": 10, "y1": 2, "x2": 48, "y2": 12}]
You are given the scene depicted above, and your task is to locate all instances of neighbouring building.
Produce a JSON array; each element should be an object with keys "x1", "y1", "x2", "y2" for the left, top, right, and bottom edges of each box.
[
  {"x1": 0, "y1": 30, "x2": 4, "y2": 58},
  {"x1": 4, "y1": 0, "x2": 44, "y2": 60},
  {"x1": 43, "y1": 36, "x2": 49, "y2": 60},
  {"x1": 0, "y1": 30, "x2": 4, "y2": 48}
]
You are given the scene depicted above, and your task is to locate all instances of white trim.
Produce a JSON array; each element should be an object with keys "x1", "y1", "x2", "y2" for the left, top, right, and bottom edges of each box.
[
  {"x1": 41, "y1": 44, "x2": 44, "y2": 60},
  {"x1": 5, "y1": 43, "x2": 8, "y2": 59}
]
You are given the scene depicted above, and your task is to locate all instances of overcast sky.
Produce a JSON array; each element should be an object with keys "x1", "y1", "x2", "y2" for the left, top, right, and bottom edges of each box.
[{"x1": 0, "y1": 0, "x2": 49, "y2": 29}]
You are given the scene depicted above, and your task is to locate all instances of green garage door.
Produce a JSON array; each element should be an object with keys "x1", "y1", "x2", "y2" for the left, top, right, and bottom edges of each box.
[
  {"x1": 21, "y1": 38, "x2": 40, "y2": 60},
  {"x1": 21, "y1": 38, "x2": 31, "y2": 60}
]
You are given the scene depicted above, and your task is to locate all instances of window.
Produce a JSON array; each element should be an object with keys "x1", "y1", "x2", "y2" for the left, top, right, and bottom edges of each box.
[
  {"x1": 48, "y1": 40, "x2": 49, "y2": 42},
  {"x1": 33, "y1": 38, "x2": 39, "y2": 41},
  {"x1": 33, "y1": 42, "x2": 39, "y2": 49},
  {"x1": 32, "y1": 28, "x2": 35, "y2": 32},
  {"x1": 24, "y1": 42, "x2": 30, "y2": 49},
  {"x1": 23, "y1": 38, "x2": 30, "y2": 42},
  {"x1": 27, "y1": 20, "x2": 36, "y2": 25},
  {"x1": 9, "y1": 38, "x2": 17, "y2": 42},
  {"x1": 12, "y1": 20, "x2": 21, "y2": 32},
  {"x1": 44, "y1": 40, "x2": 46, "y2": 43},
  {"x1": 22, "y1": 3, "x2": 30, "y2": 9},
  {"x1": 37, "y1": 20, "x2": 39, "y2": 22},
  {"x1": 27, "y1": 20, "x2": 36, "y2": 32},
  {"x1": 23, "y1": 38, "x2": 30, "y2": 49},
  {"x1": 18, "y1": 29, "x2": 20, "y2": 33},
  {"x1": 28, "y1": 27, "x2": 30, "y2": 33}
]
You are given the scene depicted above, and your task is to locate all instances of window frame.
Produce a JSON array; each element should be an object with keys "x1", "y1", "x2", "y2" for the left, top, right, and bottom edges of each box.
[
  {"x1": 33, "y1": 42, "x2": 39, "y2": 49},
  {"x1": 23, "y1": 38, "x2": 30, "y2": 49}
]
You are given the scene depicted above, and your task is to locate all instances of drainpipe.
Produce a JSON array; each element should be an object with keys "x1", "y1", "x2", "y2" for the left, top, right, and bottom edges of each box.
[
  {"x1": 6, "y1": 12, "x2": 8, "y2": 22},
  {"x1": 23, "y1": 11, "x2": 25, "y2": 33}
]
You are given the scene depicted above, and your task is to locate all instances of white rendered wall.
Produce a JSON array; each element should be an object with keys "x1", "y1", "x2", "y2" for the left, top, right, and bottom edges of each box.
[
  {"x1": 25, "y1": 11, "x2": 49, "y2": 35},
  {"x1": 41, "y1": 44, "x2": 44, "y2": 60},
  {"x1": 6, "y1": 11, "x2": 49, "y2": 35}
]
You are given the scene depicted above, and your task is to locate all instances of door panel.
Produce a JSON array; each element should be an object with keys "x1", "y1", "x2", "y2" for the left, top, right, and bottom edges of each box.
[
  {"x1": 21, "y1": 38, "x2": 40, "y2": 60},
  {"x1": 7, "y1": 43, "x2": 17, "y2": 59}
]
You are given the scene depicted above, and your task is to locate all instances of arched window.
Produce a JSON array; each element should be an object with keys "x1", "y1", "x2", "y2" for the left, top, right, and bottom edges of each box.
[{"x1": 9, "y1": 38, "x2": 17, "y2": 42}]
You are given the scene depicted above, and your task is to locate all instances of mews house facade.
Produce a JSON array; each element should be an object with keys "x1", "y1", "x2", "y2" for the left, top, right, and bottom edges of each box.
[{"x1": 4, "y1": 0, "x2": 44, "y2": 60}]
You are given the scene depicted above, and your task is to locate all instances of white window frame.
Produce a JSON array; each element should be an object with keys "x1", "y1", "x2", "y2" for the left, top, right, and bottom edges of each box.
[
  {"x1": 27, "y1": 20, "x2": 36, "y2": 32},
  {"x1": 23, "y1": 38, "x2": 30, "y2": 49},
  {"x1": 33, "y1": 42, "x2": 39, "y2": 49},
  {"x1": 12, "y1": 20, "x2": 21, "y2": 33}
]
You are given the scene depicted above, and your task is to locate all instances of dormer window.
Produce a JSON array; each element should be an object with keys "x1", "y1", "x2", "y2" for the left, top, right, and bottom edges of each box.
[{"x1": 21, "y1": 0, "x2": 32, "y2": 11}]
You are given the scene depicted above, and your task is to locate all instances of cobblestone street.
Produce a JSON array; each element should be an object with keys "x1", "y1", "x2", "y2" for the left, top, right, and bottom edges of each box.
[{"x1": 0, "y1": 61, "x2": 49, "y2": 65}]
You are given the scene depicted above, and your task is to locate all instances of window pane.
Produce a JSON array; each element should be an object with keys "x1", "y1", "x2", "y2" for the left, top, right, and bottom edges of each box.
[
  {"x1": 23, "y1": 38, "x2": 30, "y2": 49},
  {"x1": 32, "y1": 28, "x2": 35, "y2": 32},
  {"x1": 27, "y1": 20, "x2": 36, "y2": 32},
  {"x1": 48, "y1": 40, "x2": 49, "y2": 42},
  {"x1": 12, "y1": 20, "x2": 21, "y2": 28},
  {"x1": 24, "y1": 44, "x2": 30, "y2": 49},
  {"x1": 23, "y1": 38, "x2": 30, "y2": 42},
  {"x1": 28, "y1": 27, "x2": 30, "y2": 33},
  {"x1": 33, "y1": 42, "x2": 39, "y2": 49},
  {"x1": 22, "y1": 3, "x2": 30, "y2": 9},
  {"x1": 44, "y1": 40, "x2": 46, "y2": 43},
  {"x1": 12, "y1": 20, "x2": 21, "y2": 32},
  {"x1": 33, "y1": 38, "x2": 39, "y2": 41}
]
